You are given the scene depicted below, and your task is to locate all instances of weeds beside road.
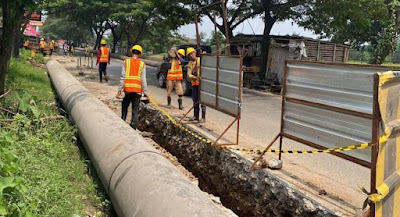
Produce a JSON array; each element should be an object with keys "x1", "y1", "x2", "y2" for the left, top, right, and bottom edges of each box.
[{"x1": 0, "y1": 50, "x2": 111, "y2": 217}]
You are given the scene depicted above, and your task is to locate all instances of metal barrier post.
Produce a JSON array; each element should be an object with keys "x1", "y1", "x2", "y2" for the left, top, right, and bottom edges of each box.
[{"x1": 369, "y1": 74, "x2": 380, "y2": 217}]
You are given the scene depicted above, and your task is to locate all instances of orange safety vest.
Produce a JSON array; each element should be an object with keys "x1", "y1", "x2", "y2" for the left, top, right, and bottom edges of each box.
[
  {"x1": 167, "y1": 59, "x2": 183, "y2": 80},
  {"x1": 40, "y1": 41, "x2": 46, "y2": 49},
  {"x1": 191, "y1": 58, "x2": 201, "y2": 86},
  {"x1": 99, "y1": 46, "x2": 109, "y2": 63},
  {"x1": 49, "y1": 42, "x2": 54, "y2": 49},
  {"x1": 124, "y1": 58, "x2": 145, "y2": 93}
]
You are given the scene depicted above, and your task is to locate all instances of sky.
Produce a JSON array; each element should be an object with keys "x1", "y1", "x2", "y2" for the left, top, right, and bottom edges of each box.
[{"x1": 178, "y1": 16, "x2": 319, "y2": 40}]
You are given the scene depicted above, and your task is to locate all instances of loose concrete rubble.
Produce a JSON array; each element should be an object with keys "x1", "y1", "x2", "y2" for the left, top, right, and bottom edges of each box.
[
  {"x1": 138, "y1": 104, "x2": 341, "y2": 217},
  {"x1": 268, "y1": 159, "x2": 283, "y2": 169}
]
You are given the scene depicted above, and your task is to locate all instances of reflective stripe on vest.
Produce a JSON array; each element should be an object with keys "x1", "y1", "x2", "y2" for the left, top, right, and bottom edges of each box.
[
  {"x1": 167, "y1": 59, "x2": 183, "y2": 80},
  {"x1": 191, "y1": 58, "x2": 200, "y2": 86},
  {"x1": 124, "y1": 58, "x2": 144, "y2": 93},
  {"x1": 99, "y1": 47, "x2": 109, "y2": 63}
]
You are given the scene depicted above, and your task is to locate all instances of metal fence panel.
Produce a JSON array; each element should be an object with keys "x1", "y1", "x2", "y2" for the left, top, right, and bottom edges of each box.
[
  {"x1": 375, "y1": 71, "x2": 400, "y2": 217},
  {"x1": 283, "y1": 100, "x2": 372, "y2": 162},
  {"x1": 200, "y1": 55, "x2": 242, "y2": 117},
  {"x1": 283, "y1": 60, "x2": 400, "y2": 165},
  {"x1": 285, "y1": 61, "x2": 392, "y2": 114}
]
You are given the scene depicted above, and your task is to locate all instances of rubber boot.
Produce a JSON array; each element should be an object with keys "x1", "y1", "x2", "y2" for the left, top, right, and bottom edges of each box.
[
  {"x1": 121, "y1": 113, "x2": 127, "y2": 121},
  {"x1": 178, "y1": 98, "x2": 184, "y2": 110},
  {"x1": 167, "y1": 96, "x2": 171, "y2": 107},
  {"x1": 201, "y1": 110, "x2": 206, "y2": 122}
]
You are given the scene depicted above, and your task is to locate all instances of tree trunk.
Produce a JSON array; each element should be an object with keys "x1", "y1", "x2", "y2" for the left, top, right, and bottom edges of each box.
[
  {"x1": 110, "y1": 26, "x2": 122, "y2": 54},
  {"x1": 13, "y1": 27, "x2": 21, "y2": 58},
  {"x1": 94, "y1": 31, "x2": 102, "y2": 50},
  {"x1": 0, "y1": 2, "x2": 18, "y2": 94},
  {"x1": 259, "y1": 11, "x2": 275, "y2": 80}
]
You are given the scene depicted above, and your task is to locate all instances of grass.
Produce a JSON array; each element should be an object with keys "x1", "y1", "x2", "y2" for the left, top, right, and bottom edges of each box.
[
  {"x1": 348, "y1": 59, "x2": 400, "y2": 67},
  {"x1": 0, "y1": 50, "x2": 111, "y2": 216}
]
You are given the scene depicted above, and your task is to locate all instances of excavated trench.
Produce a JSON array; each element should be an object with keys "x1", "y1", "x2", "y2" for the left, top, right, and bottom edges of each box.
[{"x1": 137, "y1": 104, "x2": 340, "y2": 217}]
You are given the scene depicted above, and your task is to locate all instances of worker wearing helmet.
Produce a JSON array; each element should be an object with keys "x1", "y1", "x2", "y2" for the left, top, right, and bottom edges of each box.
[
  {"x1": 49, "y1": 40, "x2": 55, "y2": 56},
  {"x1": 165, "y1": 48, "x2": 185, "y2": 110},
  {"x1": 96, "y1": 39, "x2": 110, "y2": 82},
  {"x1": 186, "y1": 47, "x2": 206, "y2": 122},
  {"x1": 23, "y1": 39, "x2": 29, "y2": 49},
  {"x1": 116, "y1": 45, "x2": 148, "y2": 129},
  {"x1": 40, "y1": 38, "x2": 46, "y2": 56}
]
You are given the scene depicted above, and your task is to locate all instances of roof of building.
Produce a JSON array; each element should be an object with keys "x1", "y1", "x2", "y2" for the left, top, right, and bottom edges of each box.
[{"x1": 231, "y1": 34, "x2": 350, "y2": 47}]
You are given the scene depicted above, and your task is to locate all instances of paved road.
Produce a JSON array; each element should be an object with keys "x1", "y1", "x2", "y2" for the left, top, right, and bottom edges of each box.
[{"x1": 85, "y1": 55, "x2": 369, "y2": 212}]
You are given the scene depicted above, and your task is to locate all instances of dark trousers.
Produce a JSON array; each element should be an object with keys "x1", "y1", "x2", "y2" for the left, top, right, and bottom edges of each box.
[
  {"x1": 121, "y1": 92, "x2": 141, "y2": 129},
  {"x1": 50, "y1": 49, "x2": 53, "y2": 56},
  {"x1": 99, "y1": 63, "x2": 107, "y2": 82},
  {"x1": 40, "y1": 48, "x2": 46, "y2": 57},
  {"x1": 192, "y1": 85, "x2": 206, "y2": 119}
]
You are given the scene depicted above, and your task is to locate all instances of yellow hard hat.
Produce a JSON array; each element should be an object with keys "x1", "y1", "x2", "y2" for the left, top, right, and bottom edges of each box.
[
  {"x1": 186, "y1": 47, "x2": 196, "y2": 56},
  {"x1": 52, "y1": 40, "x2": 55, "y2": 43},
  {"x1": 100, "y1": 39, "x2": 107, "y2": 45},
  {"x1": 41, "y1": 38, "x2": 44, "y2": 41},
  {"x1": 131, "y1": 45, "x2": 143, "y2": 54},
  {"x1": 177, "y1": 49, "x2": 185, "y2": 56}
]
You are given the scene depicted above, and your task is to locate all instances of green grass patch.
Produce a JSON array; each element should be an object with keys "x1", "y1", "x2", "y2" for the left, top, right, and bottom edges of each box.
[
  {"x1": 348, "y1": 60, "x2": 400, "y2": 67},
  {"x1": 0, "y1": 50, "x2": 111, "y2": 216}
]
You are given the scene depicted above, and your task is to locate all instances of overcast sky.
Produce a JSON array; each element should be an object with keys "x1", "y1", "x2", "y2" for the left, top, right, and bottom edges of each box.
[{"x1": 178, "y1": 16, "x2": 319, "y2": 40}]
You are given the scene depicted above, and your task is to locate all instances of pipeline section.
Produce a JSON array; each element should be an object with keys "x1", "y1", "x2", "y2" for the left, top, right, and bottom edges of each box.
[{"x1": 46, "y1": 60, "x2": 229, "y2": 217}]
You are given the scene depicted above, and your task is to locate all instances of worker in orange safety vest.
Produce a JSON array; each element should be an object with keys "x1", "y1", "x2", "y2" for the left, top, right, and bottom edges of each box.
[
  {"x1": 40, "y1": 38, "x2": 46, "y2": 56},
  {"x1": 166, "y1": 48, "x2": 185, "y2": 110},
  {"x1": 49, "y1": 40, "x2": 55, "y2": 56},
  {"x1": 116, "y1": 45, "x2": 148, "y2": 129},
  {"x1": 96, "y1": 39, "x2": 110, "y2": 82}
]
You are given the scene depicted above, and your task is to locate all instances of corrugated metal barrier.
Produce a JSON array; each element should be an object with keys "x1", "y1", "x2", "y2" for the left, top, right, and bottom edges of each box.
[
  {"x1": 373, "y1": 71, "x2": 400, "y2": 217},
  {"x1": 283, "y1": 61, "x2": 397, "y2": 166},
  {"x1": 200, "y1": 54, "x2": 243, "y2": 117}
]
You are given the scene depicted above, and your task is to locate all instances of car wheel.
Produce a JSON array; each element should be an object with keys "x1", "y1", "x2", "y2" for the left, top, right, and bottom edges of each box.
[
  {"x1": 182, "y1": 79, "x2": 192, "y2": 96},
  {"x1": 158, "y1": 73, "x2": 166, "y2": 88}
]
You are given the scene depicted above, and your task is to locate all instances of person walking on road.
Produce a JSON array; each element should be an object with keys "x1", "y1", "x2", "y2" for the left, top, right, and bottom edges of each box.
[
  {"x1": 116, "y1": 45, "x2": 148, "y2": 129},
  {"x1": 186, "y1": 47, "x2": 206, "y2": 122},
  {"x1": 39, "y1": 38, "x2": 46, "y2": 56},
  {"x1": 96, "y1": 39, "x2": 110, "y2": 83},
  {"x1": 166, "y1": 48, "x2": 185, "y2": 110}
]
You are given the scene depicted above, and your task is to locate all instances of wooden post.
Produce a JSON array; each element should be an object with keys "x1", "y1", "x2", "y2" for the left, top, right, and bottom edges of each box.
[
  {"x1": 317, "y1": 41, "x2": 321, "y2": 61},
  {"x1": 333, "y1": 44, "x2": 336, "y2": 62}
]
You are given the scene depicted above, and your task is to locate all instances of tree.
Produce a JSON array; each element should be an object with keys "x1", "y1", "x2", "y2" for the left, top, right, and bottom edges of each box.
[
  {"x1": 41, "y1": 16, "x2": 93, "y2": 44},
  {"x1": 298, "y1": 0, "x2": 399, "y2": 64},
  {"x1": 251, "y1": 0, "x2": 311, "y2": 79},
  {"x1": 0, "y1": 0, "x2": 41, "y2": 94},
  {"x1": 45, "y1": 0, "x2": 110, "y2": 49},
  {"x1": 206, "y1": 30, "x2": 226, "y2": 50},
  {"x1": 192, "y1": 0, "x2": 311, "y2": 79},
  {"x1": 110, "y1": 0, "x2": 191, "y2": 55},
  {"x1": 192, "y1": 0, "x2": 260, "y2": 40}
]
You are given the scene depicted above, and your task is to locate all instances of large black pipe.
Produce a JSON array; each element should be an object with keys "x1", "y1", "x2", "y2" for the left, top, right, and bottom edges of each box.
[{"x1": 47, "y1": 60, "x2": 229, "y2": 217}]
